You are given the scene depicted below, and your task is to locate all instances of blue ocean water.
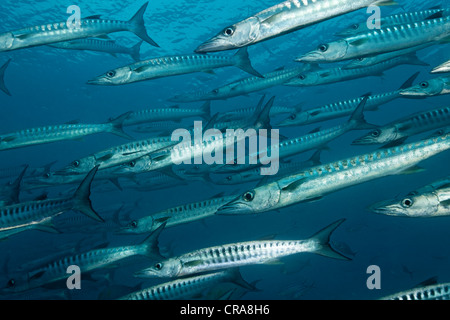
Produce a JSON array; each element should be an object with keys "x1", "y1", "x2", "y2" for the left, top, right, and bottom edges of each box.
[{"x1": 0, "y1": 0, "x2": 449, "y2": 301}]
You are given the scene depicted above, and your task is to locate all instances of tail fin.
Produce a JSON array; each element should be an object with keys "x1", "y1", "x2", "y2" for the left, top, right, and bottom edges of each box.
[
  {"x1": 129, "y1": 2, "x2": 159, "y2": 47},
  {"x1": 348, "y1": 94, "x2": 377, "y2": 130},
  {"x1": 309, "y1": 219, "x2": 351, "y2": 261},
  {"x1": 0, "y1": 59, "x2": 11, "y2": 96},
  {"x1": 138, "y1": 222, "x2": 166, "y2": 259},
  {"x1": 234, "y1": 48, "x2": 264, "y2": 78},
  {"x1": 200, "y1": 101, "x2": 212, "y2": 121},
  {"x1": 108, "y1": 111, "x2": 134, "y2": 140},
  {"x1": 252, "y1": 96, "x2": 274, "y2": 130},
  {"x1": 72, "y1": 165, "x2": 104, "y2": 222},
  {"x1": 130, "y1": 40, "x2": 143, "y2": 62}
]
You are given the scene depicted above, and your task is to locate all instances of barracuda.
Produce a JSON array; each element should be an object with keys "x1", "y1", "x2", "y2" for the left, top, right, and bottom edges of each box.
[
  {"x1": 336, "y1": 8, "x2": 450, "y2": 37},
  {"x1": 55, "y1": 135, "x2": 177, "y2": 176},
  {"x1": 120, "y1": 269, "x2": 255, "y2": 300},
  {"x1": 285, "y1": 54, "x2": 428, "y2": 87},
  {"x1": 117, "y1": 194, "x2": 235, "y2": 235},
  {"x1": 296, "y1": 17, "x2": 450, "y2": 63},
  {"x1": 381, "y1": 282, "x2": 450, "y2": 300},
  {"x1": 217, "y1": 150, "x2": 322, "y2": 185},
  {"x1": 121, "y1": 102, "x2": 211, "y2": 127},
  {"x1": 195, "y1": 0, "x2": 396, "y2": 53},
  {"x1": 88, "y1": 47, "x2": 262, "y2": 86},
  {"x1": 370, "y1": 176, "x2": 450, "y2": 218},
  {"x1": 2, "y1": 227, "x2": 163, "y2": 293},
  {"x1": 432, "y1": 60, "x2": 450, "y2": 73},
  {"x1": 49, "y1": 38, "x2": 143, "y2": 61},
  {"x1": 353, "y1": 106, "x2": 450, "y2": 147},
  {"x1": 0, "y1": 2, "x2": 158, "y2": 52},
  {"x1": 400, "y1": 75, "x2": 450, "y2": 97},
  {"x1": 169, "y1": 65, "x2": 311, "y2": 103},
  {"x1": 343, "y1": 43, "x2": 433, "y2": 69},
  {"x1": 135, "y1": 219, "x2": 349, "y2": 278},
  {"x1": 0, "y1": 113, "x2": 133, "y2": 152},
  {"x1": 279, "y1": 73, "x2": 419, "y2": 127},
  {"x1": 0, "y1": 166, "x2": 102, "y2": 240},
  {"x1": 217, "y1": 133, "x2": 450, "y2": 215},
  {"x1": 113, "y1": 97, "x2": 275, "y2": 176}
]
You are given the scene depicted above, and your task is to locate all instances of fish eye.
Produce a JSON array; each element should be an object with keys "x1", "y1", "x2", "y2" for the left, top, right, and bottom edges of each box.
[
  {"x1": 223, "y1": 26, "x2": 235, "y2": 36},
  {"x1": 298, "y1": 74, "x2": 306, "y2": 80},
  {"x1": 352, "y1": 24, "x2": 359, "y2": 30},
  {"x1": 437, "y1": 129, "x2": 445, "y2": 136},
  {"x1": 129, "y1": 161, "x2": 136, "y2": 168},
  {"x1": 6, "y1": 279, "x2": 15, "y2": 288},
  {"x1": 420, "y1": 81, "x2": 429, "y2": 88},
  {"x1": 155, "y1": 263, "x2": 163, "y2": 270},
  {"x1": 357, "y1": 57, "x2": 364, "y2": 62},
  {"x1": 318, "y1": 44, "x2": 329, "y2": 52},
  {"x1": 226, "y1": 176, "x2": 232, "y2": 181},
  {"x1": 212, "y1": 89, "x2": 219, "y2": 94},
  {"x1": 371, "y1": 130, "x2": 381, "y2": 137},
  {"x1": 401, "y1": 198, "x2": 414, "y2": 208},
  {"x1": 106, "y1": 71, "x2": 116, "y2": 78},
  {"x1": 44, "y1": 173, "x2": 51, "y2": 178},
  {"x1": 290, "y1": 114, "x2": 297, "y2": 120},
  {"x1": 243, "y1": 191, "x2": 255, "y2": 202},
  {"x1": 129, "y1": 220, "x2": 138, "y2": 228},
  {"x1": 72, "y1": 160, "x2": 80, "y2": 167}
]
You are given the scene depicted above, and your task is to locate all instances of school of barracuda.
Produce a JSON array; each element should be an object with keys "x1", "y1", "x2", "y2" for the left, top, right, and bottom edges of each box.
[{"x1": 0, "y1": 0, "x2": 449, "y2": 301}]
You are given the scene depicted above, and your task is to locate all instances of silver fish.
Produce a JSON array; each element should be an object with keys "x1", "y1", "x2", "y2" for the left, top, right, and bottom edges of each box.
[
  {"x1": 353, "y1": 106, "x2": 450, "y2": 147},
  {"x1": 0, "y1": 2, "x2": 158, "y2": 52},
  {"x1": 49, "y1": 38, "x2": 143, "y2": 61},
  {"x1": 87, "y1": 47, "x2": 262, "y2": 86},
  {"x1": 119, "y1": 269, "x2": 255, "y2": 300},
  {"x1": 370, "y1": 176, "x2": 450, "y2": 218},
  {"x1": 286, "y1": 54, "x2": 428, "y2": 87},
  {"x1": 169, "y1": 65, "x2": 312, "y2": 103},
  {"x1": 55, "y1": 135, "x2": 177, "y2": 176},
  {"x1": 0, "y1": 166, "x2": 103, "y2": 240},
  {"x1": 117, "y1": 194, "x2": 236, "y2": 235},
  {"x1": 296, "y1": 17, "x2": 450, "y2": 63},
  {"x1": 431, "y1": 59, "x2": 450, "y2": 73},
  {"x1": 381, "y1": 282, "x2": 450, "y2": 300},
  {"x1": 2, "y1": 228, "x2": 162, "y2": 293},
  {"x1": 343, "y1": 43, "x2": 433, "y2": 69},
  {"x1": 278, "y1": 73, "x2": 419, "y2": 127},
  {"x1": 134, "y1": 219, "x2": 350, "y2": 278},
  {"x1": 217, "y1": 150, "x2": 323, "y2": 185},
  {"x1": 195, "y1": 0, "x2": 397, "y2": 52},
  {"x1": 217, "y1": 133, "x2": 450, "y2": 215},
  {"x1": 336, "y1": 7, "x2": 450, "y2": 37},
  {"x1": 0, "y1": 59, "x2": 11, "y2": 96},
  {"x1": 0, "y1": 113, "x2": 132, "y2": 152},
  {"x1": 400, "y1": 74, "x2": 450, "y2": 97},
  {"x1": 121, "y1": 102, "x2": 211, "y2": 127}
]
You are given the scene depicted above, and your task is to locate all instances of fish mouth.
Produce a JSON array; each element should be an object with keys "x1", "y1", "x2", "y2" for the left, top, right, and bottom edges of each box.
[
  {"x1": 368, "y1": 201, "x2": 407, "y2": 217},
  {"x1": 195, "y1": 37, "x2": 235, "y2": 53},
  {"x1": 351, "y1": 137, "x2": 375, "y2": 145},
  {"x1": 133, "y1": 268, "x2": 163, "y2": 278},
  {"x1": 399, "y1": 88, "x2": 427, "y2": 97},
  {"x1": 295, "y1": 51, "x2": 323, "y2": 63},
  {"x1": 114, "y1": 226, "x2": 138, "y2": 235},
  {"x1": 216, "y1": 199, "x2": 254, "y2": 215}
]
